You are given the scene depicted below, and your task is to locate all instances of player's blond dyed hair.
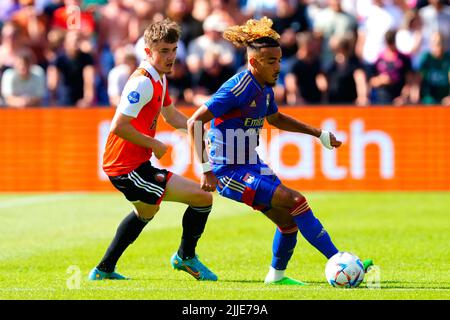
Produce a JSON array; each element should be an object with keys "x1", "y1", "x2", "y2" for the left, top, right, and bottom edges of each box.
[{"x1": 223, "y1": 17, "x2": 280, "y2": 48}]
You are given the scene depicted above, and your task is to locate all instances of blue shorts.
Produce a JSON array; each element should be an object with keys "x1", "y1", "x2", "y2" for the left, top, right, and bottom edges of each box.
[{"x1": 214, "y1": 163, "x2": 281, "y2": 212}]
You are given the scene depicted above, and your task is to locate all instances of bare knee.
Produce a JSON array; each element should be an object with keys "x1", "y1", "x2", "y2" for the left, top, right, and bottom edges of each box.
[
  {"x1": 274, "y1": 186, "x2": 307, "y2": 210},
  {"x1": 188, "y1": 190, "x2": 213, "y2": 207},
  {"x1": 133, "y1": 203, "x2": 160, "y2": 221}
]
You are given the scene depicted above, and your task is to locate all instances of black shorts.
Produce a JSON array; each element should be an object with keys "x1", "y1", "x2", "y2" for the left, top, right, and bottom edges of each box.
[{"x1": 109, "y1": 161, "x2": 173, "y2": 205}]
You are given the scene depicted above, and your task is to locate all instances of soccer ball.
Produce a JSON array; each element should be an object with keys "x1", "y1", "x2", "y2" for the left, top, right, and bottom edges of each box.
[{"x1": 325, "y1": 252, "x2": 365, "y2": 288}]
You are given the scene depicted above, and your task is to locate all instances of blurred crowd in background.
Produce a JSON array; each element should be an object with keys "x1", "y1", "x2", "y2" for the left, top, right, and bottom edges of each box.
[{"x1": 0, "y1": 0, "x2": 448, "y2": 108}]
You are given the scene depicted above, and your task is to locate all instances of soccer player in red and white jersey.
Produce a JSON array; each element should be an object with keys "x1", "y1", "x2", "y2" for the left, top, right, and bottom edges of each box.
[{"x1": 88, "y1": 19, "x2": 217, "y2": 281}]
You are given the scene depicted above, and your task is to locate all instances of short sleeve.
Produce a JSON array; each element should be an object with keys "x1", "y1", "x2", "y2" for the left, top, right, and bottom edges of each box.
[
  {"x1": 117, "y1": 76, "x2": 153, "y2": 118},
  {"x1": 0, "y1": 69, "x2": 14, "y2": 97},
  {"x1": 204, "y1": 86, "x2": 239, "y2": 118},
  {"x1": 81, "y1": 52, "x2": 94, "y2": 67}
]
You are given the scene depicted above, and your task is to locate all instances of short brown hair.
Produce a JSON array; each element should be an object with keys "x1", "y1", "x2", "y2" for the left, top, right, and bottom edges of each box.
[
  {"x1": 144, "y1": 18, "x2": 181, "y2": 48},
  {"x1": 16, "y1": 49, "x2": 35, "y2": 65}
]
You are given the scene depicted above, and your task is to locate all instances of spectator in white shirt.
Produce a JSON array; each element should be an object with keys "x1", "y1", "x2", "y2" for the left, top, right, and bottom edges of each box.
[
  {"x1": 186, "y1": 14, "x2": 235, "y2": 75},
  {"x1": 356, "y1": 0, "x2": 404, "y2": 64},
  {"x1": 419, "y1": 0, "x2": 450, "y2": 51},
  {"x1": 107, "y1": 48, "x2": 138, "y2": 107},
  {"x1": 395, "y1": 10, "x2": 425, "y2": 70},
  {"x1": 1, "y1": 50, "x2": 46, "y2": 108}
]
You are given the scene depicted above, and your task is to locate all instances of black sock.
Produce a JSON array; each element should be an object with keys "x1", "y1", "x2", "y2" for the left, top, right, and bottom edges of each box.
[
  {"x1": 97, "y1": 211, "x2": 151, "y2": 273},
  {"x1": 178, "y1": 205, "x2": 212, "y2": 260}
]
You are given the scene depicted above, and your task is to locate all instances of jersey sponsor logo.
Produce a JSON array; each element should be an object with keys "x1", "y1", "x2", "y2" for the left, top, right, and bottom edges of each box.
[
  {"x1": 127, "y1": 91, "x2": 140, "y2": 104},
  {"x1": 244, "y1": 117, "x2": 265, "y2": 127}
]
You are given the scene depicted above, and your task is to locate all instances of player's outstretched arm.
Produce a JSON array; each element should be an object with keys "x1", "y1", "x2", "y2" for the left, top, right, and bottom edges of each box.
[
  {"x1": 267, "y1": 112, "x2": 342, "y2": 149},
  {"x1": 188, "y1": 105, "x2": 218, "y2": 192}
]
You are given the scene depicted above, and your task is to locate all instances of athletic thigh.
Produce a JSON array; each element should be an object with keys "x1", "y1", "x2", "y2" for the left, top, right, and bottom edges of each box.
[
  {"x1": 271, "y1": 184, "x2": 307, "y2": 211},
  {"x1": 162, "y1": 173, "x2": 212, "y2": 207}
]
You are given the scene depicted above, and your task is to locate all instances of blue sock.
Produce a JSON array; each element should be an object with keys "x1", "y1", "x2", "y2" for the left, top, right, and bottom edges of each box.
[
  {"x1": 293, "y1": 209, "x2": 338, "y2": 259},
  {"x1": 271, "y1": 228, "x2": 297, "y2": 270}
]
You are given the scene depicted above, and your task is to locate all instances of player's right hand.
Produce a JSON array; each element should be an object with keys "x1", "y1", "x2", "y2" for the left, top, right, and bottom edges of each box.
[
  {"x1": 201, "y1": 172, "x2": 218, "y2": 192},
  {"x1": 153, "y1": 141, "x2": 169, "y2": 159}
]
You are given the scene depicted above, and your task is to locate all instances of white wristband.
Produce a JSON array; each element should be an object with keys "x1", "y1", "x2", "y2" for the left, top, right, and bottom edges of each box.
[
  {"x1": 319, "y1": 130, "x2": 333, "y2": 150},
  {"x1": 201, "y1": 162, "x2": 212, "y2": 173}
]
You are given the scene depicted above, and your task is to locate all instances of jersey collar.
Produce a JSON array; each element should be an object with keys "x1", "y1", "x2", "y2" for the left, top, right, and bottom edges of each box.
[{"x1": 140, "y1": 60, "x2": 162, "y2": 83}]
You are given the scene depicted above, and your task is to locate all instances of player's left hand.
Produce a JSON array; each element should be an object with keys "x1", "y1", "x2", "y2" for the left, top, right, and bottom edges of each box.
[
  {"x1": 329, "y1": 132, "x2": 342, "y2": 148},
  {"x1": 201, "y1": 172, "x2": 218, "y2": 192},
  {"x1": 320, "y1": 130, "x2": 342, "y2": 149}
]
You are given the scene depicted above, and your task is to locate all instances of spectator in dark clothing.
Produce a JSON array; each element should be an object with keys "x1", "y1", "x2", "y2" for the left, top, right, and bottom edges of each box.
[
  {"x1": 272, "y1": 0, "x2": 310, "y2": 83},
  {"x1": 167, "y1": 58, "x2": 194, "y2": 105},
  {"x1": 166, "y1": 0, "x2": 204, "y2": 48},
  {"x1": 272, "y1": 0, "x2": 310, "y2": 57},
  {"x1": 285, "y1": 32, "x2": 326, "y2": 105},
  {"x1": 324, "y1": 34, "x2": 369, "y2": 105},
  {"x1": 192, "y1": 50, "x2": 235, "y2": 106},
  {"x1": 419, "y1": 32, "x2": 450, "y2": 105},
  {"x1": 47, "y1": 30, "x2": 95, "y2": 107},
  {"x1": 369, "y1": 30, "x2": 418, "y2": 105}
]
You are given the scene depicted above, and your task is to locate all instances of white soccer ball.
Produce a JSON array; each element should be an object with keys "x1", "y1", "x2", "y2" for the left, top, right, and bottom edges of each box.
[{"x1": 325, "y1": 252, "x2": 365, "y2": 288}]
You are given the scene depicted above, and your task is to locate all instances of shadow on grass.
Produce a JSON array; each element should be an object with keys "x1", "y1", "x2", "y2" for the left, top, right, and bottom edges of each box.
[
  {"x1": 106, "y1": 278, "x2": 450, "y2": 291},
  {"x1": 375, "y1": 280, "x2": 450, "y2": 290}
]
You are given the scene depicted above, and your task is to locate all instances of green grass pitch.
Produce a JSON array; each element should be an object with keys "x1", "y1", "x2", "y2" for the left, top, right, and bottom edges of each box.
[{"x1": 0, "y1": 192, "x2": 449, "y2": 300}]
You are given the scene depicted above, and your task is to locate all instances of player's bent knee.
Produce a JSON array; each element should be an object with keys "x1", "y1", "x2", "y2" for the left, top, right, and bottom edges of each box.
[
  {"x1": 288, "y1": 194, "x2": 311, "y2": 217},
  {"x1": 134, "y1": 204, "x2": 159, "y2": 221},
  {"x1": 291, "y1": 193, "x2": 307, "y2": 206},
  {"x1": 275, "y1": 186, "x2": 307, "y2": 210},
  {"x1": 189, "y1": 191, "x2": 213, "y2": 207}
]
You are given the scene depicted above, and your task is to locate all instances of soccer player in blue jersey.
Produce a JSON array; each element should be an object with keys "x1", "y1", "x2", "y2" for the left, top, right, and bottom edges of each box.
[{"x1": 186, "y1": 17, "x2": 373, "y2": 285}]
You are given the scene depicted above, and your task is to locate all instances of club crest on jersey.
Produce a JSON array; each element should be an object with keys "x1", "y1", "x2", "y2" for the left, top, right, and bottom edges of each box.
[
  {"x1": 266, "y1": 94, "x2": 270, "y2": 107},
  {"x1": 243, "y1": 173, "x2": 255, "y2": 184},
  {"x1": 128, "y1": 91, "x2": 140, "y2": 104},
  {"x1": 154, "y1": 172, "x2": 166, "y2": 183}
]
